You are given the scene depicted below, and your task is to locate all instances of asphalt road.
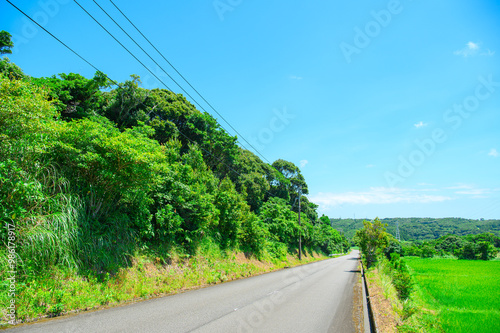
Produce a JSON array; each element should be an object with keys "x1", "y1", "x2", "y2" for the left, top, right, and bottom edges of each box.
[{"x1": 10, "y1": 251, "x2": 361, "y2": 333}]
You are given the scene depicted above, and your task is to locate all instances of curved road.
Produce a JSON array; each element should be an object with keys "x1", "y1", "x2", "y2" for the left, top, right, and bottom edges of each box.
[{"x1": 9, "y1": 251, "x2": 361, "y2": 333}]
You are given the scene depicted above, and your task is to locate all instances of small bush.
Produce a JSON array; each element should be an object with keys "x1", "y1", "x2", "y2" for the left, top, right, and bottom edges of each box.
[
  {"x1": 419, "y1": 244, "x2": 436, "y2": 258},
  {"x1": 388, "y1": 255, "x2": 413, "y2": 300},
  {"x1": 384, "y1": 240, "x2": 402, "y2": 260},
  {"x1": 267, "y1": 242, "x2": 288, "y2": 261},
  {"x1": 393, "y1": 269, "x2": 413, "y2": 300}
]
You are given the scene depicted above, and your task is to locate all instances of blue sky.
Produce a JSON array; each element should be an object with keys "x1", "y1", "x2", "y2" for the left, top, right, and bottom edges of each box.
[{"x1": 1, "y1": 0, "x2": 499, "y2": 219}]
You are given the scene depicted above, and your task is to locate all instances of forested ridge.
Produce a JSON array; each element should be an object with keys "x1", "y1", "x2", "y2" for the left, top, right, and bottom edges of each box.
[
  {"x1": 0, "y1": 33, "x2": 348, "y2": 291},
  {"x1": 331, "y1": 217, "x2": 500, "y2": 241}
]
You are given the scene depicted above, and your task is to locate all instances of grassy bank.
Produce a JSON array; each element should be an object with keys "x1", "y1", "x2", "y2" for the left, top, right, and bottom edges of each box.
[
  {"x1": 405, "y1": 257, "x2": 500, "y2": 333},
  {"x1": 1, "y1": 242, "x2": 332, "y2": 327},
  {"x1": 365, "y1": 259, "x2": 442, "y2": 333}
]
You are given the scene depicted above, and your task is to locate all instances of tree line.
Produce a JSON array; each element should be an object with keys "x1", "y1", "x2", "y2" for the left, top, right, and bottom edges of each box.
[
  {"x1": 356, "y1": 219, "x2": 499, "y2": 266},
  {"x1": 331, "y1": 217, "x2": 500, "y2": 240},
  {"x1": 0, "y1": 31, "x2": 349, "y2": 280},
  {"x1": 399, "y1": 233, "x2": 499, "y2": 260}
]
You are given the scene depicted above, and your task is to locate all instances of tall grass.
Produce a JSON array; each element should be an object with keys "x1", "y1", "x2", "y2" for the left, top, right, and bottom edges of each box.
[
  {"x1": 19, "y1": 194, "x2": 80, "y2": 272},
  {"x1": 0, "y1": 158, "x2": 136, "y2": 278}
]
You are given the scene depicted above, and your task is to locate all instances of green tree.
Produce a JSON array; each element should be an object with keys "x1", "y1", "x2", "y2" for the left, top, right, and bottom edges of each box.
[
  {"x1": 0, "y1": 58, "x2": 25, "y2": 80},
  {"x1": 238, "y1": 213, "x2": 268, "y2": 256},
  {"x1": 47, "y1": 116, "x2": 165, "y2": 235},
  {"x1": 102, "y1": 74, "x2": 147, "y2": 127},
  {"x1": 105, "y1": 84, "x2": 240, "y2": 180},
  {"x1": 315, "y1": 223, "x2": 346, "y2": 254},
  {"x1": 477, "y1": 241, "x2": 497, "y2": 260},
  {"x1": 436, "y1": 234, "x2": 464, "y2": 253},
  {"x1": 459, "y1": 242, "x2": 478, "y2": 260},
  {"x1": 0, "y1": 31, "x2": 13, "y2": 55},
  {"x1": 232, "y1": 149, "x2": 272, "y2": 212},
  {"x1": 259, "y1": 197, "x2": 299, "y2": 246},
  {"x1": 0, "y1": 76, "x2": 56, "y2": 242},
  {"x1": 384, "y1": 239, "x2": 402, "y2": 259},
  {"x1": 213, "y1": 177, "x2": 250, "y2": 248},
  {"x1": 151, "y1": 142, "x2": 218, "y2": 250},
  {"x1": 32, "y1": 71, "x2": 110, "y2": 119},
  {"x1": 319, "y1": 214, "x2": 331, "y2": 226},
  {"x1": 299, "y1": 196, "x2": 319, "y2": 223},
  {"x1": 270, "y1": 159, "x2": 307, "y2": 201},
  {"x1": 0, "y1": 76, "x2": 57, "y2": 160},
  {"x1": 355, "y1": 218, "x2": 390, "y2": 267},
  {"x1": 419, "y1": 243, "x2": 436, "y2": 258}
]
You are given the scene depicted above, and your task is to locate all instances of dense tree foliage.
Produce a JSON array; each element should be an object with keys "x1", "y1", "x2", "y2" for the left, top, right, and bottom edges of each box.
[
  {"x1": 0, "y1": 58, "x2": 24, "y2": 81},
  {"x1": 31, "y1": 72, "x2": 110, "y2": 120},
  {"x1": 400, "y1": 232, "x2": 500, "y2": 260},
  {"x1": 0, "y1": 31, "x2": 13, "y2": 55},
  {"x1": 0, "y1": 48, "x2": 348, "y2": 280}
]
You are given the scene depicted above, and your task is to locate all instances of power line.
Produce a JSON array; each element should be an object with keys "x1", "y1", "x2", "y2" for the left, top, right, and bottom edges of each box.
[
  {"x1": 72, "y1": 0, "x2": 173, "y2": 92},
  {"x1": 88, "y1": 0, "x2": 247, "y2": 152},
  {"x1": 108, "y1": 0, "x2": 272, "y2": 165},
  {"x1": 83, "y1": 0, "x2": 284, "y2": 184},
  {"x1": 4, "y1": 0, "x2": 118, "y2": 87},
  {"x1": 76, "y1": 0, "x2": 267, "y2": 165}
]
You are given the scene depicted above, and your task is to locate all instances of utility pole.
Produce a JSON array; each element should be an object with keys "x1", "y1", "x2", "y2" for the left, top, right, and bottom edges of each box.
[{"x1": 298, "y1": 186, "x2": 302, "y2": 261}]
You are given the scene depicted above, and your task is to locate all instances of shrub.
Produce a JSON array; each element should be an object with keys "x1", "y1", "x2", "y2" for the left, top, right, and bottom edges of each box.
[
  {"x1": 388, "y1": 254, "x2": 413, "y2": 300},
  {"x1": 268, "y1": 242, "x2": 288, "y2": 261},
  {"x1": 384, "y1": 239, "x2": 402, "y2": 259},
  {"x1": 419, "y1": 243, "x2": 436, "y2": 258},
  {"x1": 393, "y1": 268, "x2": 413, "y2": 300}
]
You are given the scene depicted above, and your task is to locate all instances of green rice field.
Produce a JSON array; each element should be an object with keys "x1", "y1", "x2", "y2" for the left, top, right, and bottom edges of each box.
[{"x1": 405, "y1": 258, "x2": 500, "y2": 333}]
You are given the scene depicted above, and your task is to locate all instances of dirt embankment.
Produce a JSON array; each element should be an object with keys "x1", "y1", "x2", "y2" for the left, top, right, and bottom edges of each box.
[{"x1": 365, "y1": 268, "x2": 398, "y2": 333}]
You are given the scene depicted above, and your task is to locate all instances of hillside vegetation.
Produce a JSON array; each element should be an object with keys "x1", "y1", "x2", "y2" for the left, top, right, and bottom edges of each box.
[{"x1": 0, "y1": 35, "x2": 348, "y2": 323}]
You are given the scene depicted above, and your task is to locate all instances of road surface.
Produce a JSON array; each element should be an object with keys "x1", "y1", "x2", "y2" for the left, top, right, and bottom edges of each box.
[{"x1": 9, "y1": 251, "x2": 361, "y2": 333}]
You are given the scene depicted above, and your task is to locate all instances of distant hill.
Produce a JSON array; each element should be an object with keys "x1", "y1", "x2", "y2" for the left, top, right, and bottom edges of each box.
[{"x1": 330, "y1": 217, "x2": 500, "y2": 241}]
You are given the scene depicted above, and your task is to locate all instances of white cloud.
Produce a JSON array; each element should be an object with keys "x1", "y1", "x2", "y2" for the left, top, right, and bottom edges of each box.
[
  {"x1": 454, "y1": 41, "x2": 494, "y2": 57},
  {"x1": 366, "y1": 164, "x2": 375, "y2": 168},
  {"x1": 310, "y1": 187, "x2": 451, "y2": 208},
  {"x1": 445, "y1": 184, "x2": 495, "y2": 198},
  {"x1": 488, "y1": 148, "x2": 499, "y2": 157},
  {"x1": 414, "y1": 121, "x2": 428, "y2": 128},
  {"x1": 289, "y1": 75, "x2": 303, "y2": 80},
  {"x1": 454, "y1": 188, "x2": 490, "y2": 197},
  {"x1": 418, "y1": 182, "x2": 434, "y2": 186},
  {"x1": 300, "y1": 160, "x2": 308, "y2": 168},
  {"x1": 467, "y1": 41, "x2": 479, "y2": 50}
]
